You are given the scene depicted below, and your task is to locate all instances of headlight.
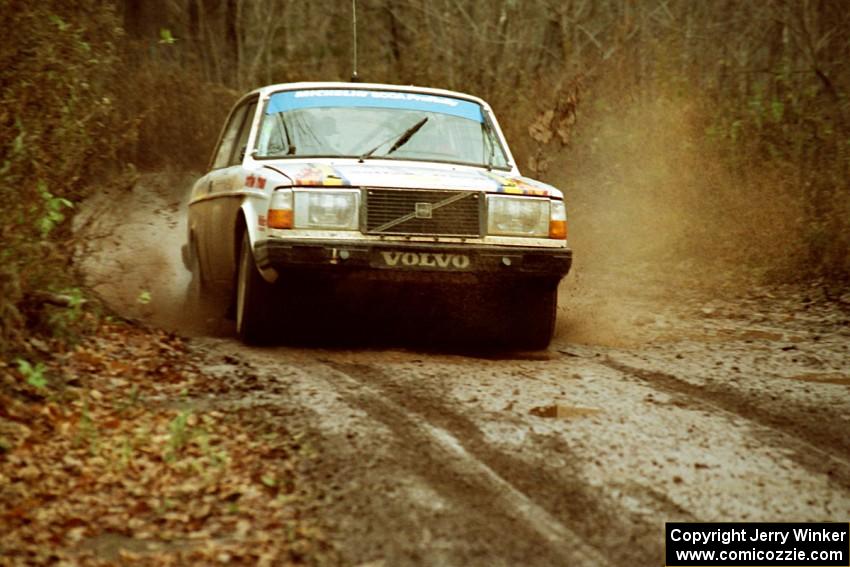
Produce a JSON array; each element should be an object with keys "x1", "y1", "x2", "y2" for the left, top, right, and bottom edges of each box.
[
  {"x1": 293, "y1": 189, "x2": 360, "y2": 230},
  {"x1": 487, "y1": 195, "x2": 550, "y2": 237}
]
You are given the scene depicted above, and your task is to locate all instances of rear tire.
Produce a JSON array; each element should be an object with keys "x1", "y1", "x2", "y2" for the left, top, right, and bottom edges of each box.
[{"x1": 236, "y1": 232, "x2": 276, "y2": 344}]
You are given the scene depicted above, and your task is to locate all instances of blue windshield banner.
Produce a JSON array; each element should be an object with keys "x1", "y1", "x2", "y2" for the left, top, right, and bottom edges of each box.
[{"x1": 266, "y1": 89, "x2": 484, "y2": 122}]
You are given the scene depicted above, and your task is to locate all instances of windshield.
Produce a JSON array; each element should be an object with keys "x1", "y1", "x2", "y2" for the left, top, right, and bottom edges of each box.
[{"x1": 254, "y1": 89, "x2": 510, "y2": 169}]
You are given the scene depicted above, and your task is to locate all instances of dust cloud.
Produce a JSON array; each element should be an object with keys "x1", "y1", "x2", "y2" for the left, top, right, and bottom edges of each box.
[
  {"x1": 74, "y1": 171, "x2": 204, "y2": 334},
  {"x1": 553, "y1": 92, "x2": 806, "y2": 346}
]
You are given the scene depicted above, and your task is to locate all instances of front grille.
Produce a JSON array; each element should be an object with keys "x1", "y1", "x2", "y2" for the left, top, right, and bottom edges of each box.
[{"x1": 363, "y1": 188, "x2": 482, "y2": 237}]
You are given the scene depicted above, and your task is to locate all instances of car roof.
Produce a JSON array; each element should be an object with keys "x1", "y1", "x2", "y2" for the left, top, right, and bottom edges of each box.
[{"x1": 243, "y1": 82, "x2": 491, "y2": 108}]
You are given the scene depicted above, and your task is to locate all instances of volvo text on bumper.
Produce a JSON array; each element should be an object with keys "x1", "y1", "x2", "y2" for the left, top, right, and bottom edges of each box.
[{"x1": 254, "y1": 239, "x2": 572, "y2": 279}]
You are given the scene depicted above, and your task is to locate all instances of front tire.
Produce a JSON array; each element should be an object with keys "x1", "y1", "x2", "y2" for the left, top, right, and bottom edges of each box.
[
  {"x1": 511, "y1": 281, "x2": 558, "y2": 350},
  {"x1": 235, "y1": 232, "x2": 276, "y2": 344},
  {"x1": 488, "y1": 280, "x2": 558, "y2": 350}
]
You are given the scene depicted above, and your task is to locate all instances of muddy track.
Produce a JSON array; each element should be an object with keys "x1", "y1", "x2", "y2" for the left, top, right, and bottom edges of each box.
[
  {"x1": 600, "y1": 357, "x2": 850, "y2": 491},
  {"x1": 209, "y1": 349, "x2": 608, "y2": 566},
  {"x1": 184, "y1": 326, "x2": 850, "y2": 566},
  {"x1": 323, "y1": 360, "x2": 687, "y2": 566},
  {"x1": 318, "y1": 361, "x2": 604, "y2": 566}
]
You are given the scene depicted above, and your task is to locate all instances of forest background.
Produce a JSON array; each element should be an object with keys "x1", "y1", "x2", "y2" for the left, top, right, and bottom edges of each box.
[{"x1": 1, "y1": 0, "x2": 849, "y2": 352}]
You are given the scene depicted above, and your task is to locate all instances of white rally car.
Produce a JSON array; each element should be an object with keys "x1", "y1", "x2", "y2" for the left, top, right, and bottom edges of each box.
[{"x1": 184, "y1": 82, "x2": 572, "y2": 348}]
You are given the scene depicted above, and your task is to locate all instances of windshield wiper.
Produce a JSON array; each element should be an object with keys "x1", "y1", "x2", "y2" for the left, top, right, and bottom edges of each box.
[
  {"x1": 279, "y1": 115, "x2": 294, "y2": 155},
  {"x1": 359, "y1": 117, "x2": 429, "y2": 162},
  {"x1": 482, "y1": 116, "x2": 497, "y2": 171}
]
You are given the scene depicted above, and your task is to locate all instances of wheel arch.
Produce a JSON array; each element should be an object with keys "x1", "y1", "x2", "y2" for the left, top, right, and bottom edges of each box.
[
  {"x1": 231, "y1": 209, "x2": 250, "y2": 307},
  {"x1": 232, "y1": 198, "x2": 275, "y2": 298},
  {"x1": 234, "y1": 197, "x2": 267, "y2": 262},
  {"x1": 234, "y1": 210, "x2": 248, "y2": 270}
]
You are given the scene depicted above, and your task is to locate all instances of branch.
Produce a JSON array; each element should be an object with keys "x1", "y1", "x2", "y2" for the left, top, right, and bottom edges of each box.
[{"x1": 25, "y1": 291, "x2": 86, "y2": 309}]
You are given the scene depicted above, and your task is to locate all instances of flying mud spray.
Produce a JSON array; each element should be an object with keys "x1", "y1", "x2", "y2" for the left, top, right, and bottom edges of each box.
[
  {"x1": 73, "y1": 172, "x2": 204, "y2": 334},
  {"x1": 557, "y1": 92, "x2": 806, "y2": 347}
]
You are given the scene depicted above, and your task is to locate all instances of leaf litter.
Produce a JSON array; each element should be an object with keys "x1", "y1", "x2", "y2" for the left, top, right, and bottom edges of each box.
[{"x1": 0, "y1": 321, "x2": 335, "y2": 565}]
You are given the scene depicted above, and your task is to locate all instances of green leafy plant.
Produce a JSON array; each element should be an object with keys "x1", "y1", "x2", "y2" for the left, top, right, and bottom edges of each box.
[
  {"x1": 14, "y1": 358, "x2": 47, "y2": 389},
  {"x1": 118, "y1": 435, "x2": 134, "y2": 469},
  {"x1": 115, "y1": 384, "x2": 141, "y2": 413},
  {"x1": 47, "y1": 13, "x2": 69, "y2": 31},
  {"x1": 75, "y1": 400, "x2": 100, "y2": 455},
  {"x1": 36, "y1": 183, "x2": 73, "y2": 238},
  {"x1": 46, "y1": 288, "x2": 86, "y2": 340},
  {"x1": 165, "y1": 410, "x2": 192, "y2": 461},
  {"x1": 158, "y1": 28, "x2": 177, "y2": 45}
]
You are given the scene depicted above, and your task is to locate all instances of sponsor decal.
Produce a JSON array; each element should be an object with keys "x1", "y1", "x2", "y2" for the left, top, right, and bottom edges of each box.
[
  {"x1": 266, "y1": 89, "x2": 484, "y2": 122},
  {"x1": 245, "y1": 174, "x2": 267, "y2": 189},
  {"x1": 380, "y1": 251, "x2": 471, "y2": 269},
  {"x1": 293, "y1": 163, "x2": 351, "y2": 187},
  {"x1": 257, "y1": 214, "x2": 267, "y2": 230},
  {"x1": 482, "y1": 171, "x2": 550, "y2": 196}
]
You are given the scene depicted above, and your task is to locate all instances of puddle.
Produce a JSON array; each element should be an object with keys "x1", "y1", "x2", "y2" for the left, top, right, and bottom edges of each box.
[
  {"x1": 529, "y1": 404, "x2": 601, "y2": 419},
  {"x1": 786, "y1": 373, "x2": 850, "y2": 386}
]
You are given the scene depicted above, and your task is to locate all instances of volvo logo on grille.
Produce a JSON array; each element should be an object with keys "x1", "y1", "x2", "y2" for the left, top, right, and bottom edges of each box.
[{"x1": 414, "y1": 202, "x2": 433, "y2": 219}]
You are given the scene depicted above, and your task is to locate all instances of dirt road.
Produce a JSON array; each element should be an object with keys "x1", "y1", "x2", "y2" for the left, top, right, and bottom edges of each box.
[
  {"x1": 179, "y1": 291, "x2": 847, "y2": 566},
  {"x1": 78, "y1": 174, "x2": 850, "y2": 565}
]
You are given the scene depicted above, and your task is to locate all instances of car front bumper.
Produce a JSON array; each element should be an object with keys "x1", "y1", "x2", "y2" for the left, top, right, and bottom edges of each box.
[{"x1": 254, "y1": 238, "x2": 572, "y2": 281}]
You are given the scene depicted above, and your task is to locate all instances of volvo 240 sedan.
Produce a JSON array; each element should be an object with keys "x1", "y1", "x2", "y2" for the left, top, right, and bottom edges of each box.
[{"x1": 183, "y1": 82, "x2": 572, "y2": 348}]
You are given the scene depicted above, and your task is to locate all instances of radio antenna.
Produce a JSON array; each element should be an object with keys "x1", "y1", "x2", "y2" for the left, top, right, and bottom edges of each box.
[{"x1": 351, "y1": 0, "x2": 360, "y2": 82}]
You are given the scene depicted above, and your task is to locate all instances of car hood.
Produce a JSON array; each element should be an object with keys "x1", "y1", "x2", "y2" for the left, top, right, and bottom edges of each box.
[{"x1": 259, "y1": 161, "x2": 562, "y2": 199}]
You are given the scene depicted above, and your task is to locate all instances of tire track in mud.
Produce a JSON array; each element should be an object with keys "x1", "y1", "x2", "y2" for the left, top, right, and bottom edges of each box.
[
  {"x1": 314, "y1": 361, "x2": 606, "y2": 566},
  {"x1": 204, "y1": 346, "x2": 601, "y2": 566},
  {"x1": 319, "y1": 359, "x2": 693, "y2": 567},
  {"x1": 601, "y1": 357, "x2": 850, "y2": 492}
]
